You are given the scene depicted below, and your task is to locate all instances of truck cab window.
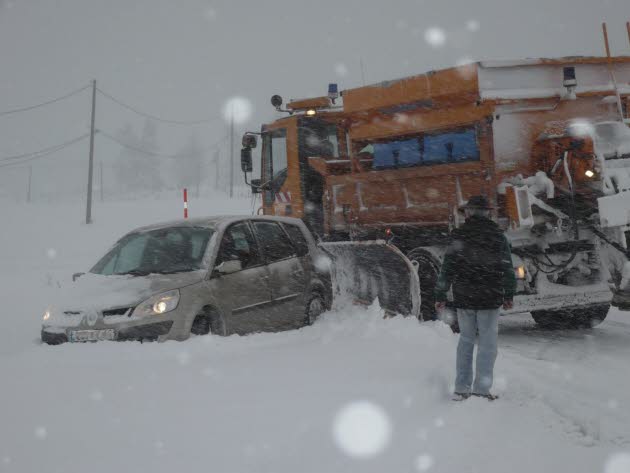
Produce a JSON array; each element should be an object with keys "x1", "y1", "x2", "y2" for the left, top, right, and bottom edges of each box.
[
  {"x1": 263, "y1": 129, "x2": 288, "y2": 181},
  {"x1": 262, "y1": 129, "x2": 288, "y2": 205},
  {"x1": 300, "y1": 121, "x2": 339, "y2": 158}
]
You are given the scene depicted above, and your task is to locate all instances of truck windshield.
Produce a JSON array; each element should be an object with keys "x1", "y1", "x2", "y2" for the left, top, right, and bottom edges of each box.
[
  {"x1": 90, "y1": 226, "x2": 214, "y2": 276},
  {"x1": 299, "y1": 120, "x2": 339, "y2": 158}
]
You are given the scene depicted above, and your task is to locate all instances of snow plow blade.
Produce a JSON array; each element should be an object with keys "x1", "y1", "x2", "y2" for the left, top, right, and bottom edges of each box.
[{"x1": 320, "y1": 240, "x2": 421, "y2": 318}]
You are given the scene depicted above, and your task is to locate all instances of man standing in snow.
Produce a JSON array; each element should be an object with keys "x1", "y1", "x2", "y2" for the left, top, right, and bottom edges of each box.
[{"x1": 434, "y1": 195, "x2": 516, "y2": 401}]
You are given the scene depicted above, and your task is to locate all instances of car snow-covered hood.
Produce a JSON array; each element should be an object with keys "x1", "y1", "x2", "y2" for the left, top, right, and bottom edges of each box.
[{"x1": 48, "y1": 270, "x2": 205, "y2": 315}]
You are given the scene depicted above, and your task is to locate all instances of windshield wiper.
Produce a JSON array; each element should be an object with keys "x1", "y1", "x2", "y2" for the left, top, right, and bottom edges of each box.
[
  {"x1": 116, "y1": 269, "x2": 151, "y2": 276},
  {"x1": 153, "y1": 269, "x2": 194, "y2": 274}
]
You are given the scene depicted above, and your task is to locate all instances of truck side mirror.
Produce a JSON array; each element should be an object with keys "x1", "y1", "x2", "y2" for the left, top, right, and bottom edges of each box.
[
  {"x1": 250, "y1": 179, "x2": 262, "y2": 194},
  {"x1": 242, "y1": 134, "x2": 257, "y2": 149},
  {"x1": 241, "y1": 148, "x2": 253, "y2": 173}
]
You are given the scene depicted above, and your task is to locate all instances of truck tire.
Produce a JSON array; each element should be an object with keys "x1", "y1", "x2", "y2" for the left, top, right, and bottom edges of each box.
[
  {"x1": 531, "y1": 304, "x2": 610, "y2": 329},
  {"x1": 407, "y1": 249, "x2": 440, "y2": 321}
]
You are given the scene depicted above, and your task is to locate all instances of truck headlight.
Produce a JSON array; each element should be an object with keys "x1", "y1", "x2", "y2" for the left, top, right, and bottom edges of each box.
[
  {"x1": 585, "y1": 169, "x2": 595, "y2": 178},
  {"x1": 134, "y1": 290, "x2": 180, "y2": 317},
  {"x1": 515, "y1": 266, "x2": 526, "y2": 279}
]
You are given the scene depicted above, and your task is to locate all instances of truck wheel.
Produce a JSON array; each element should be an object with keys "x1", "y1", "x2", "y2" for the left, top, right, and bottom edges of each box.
[
  {"x1": 531, "y1": 304, "x2": 610, "y2": 329},
  {"x1": 407, "y1": 249, "x2": 440, "y2": 321}
]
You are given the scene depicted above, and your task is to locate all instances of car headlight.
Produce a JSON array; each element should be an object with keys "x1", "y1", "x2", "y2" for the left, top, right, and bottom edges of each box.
[
  {"x1": 42, "y1": 310, "x2": 51, "y2": 321},
  {"x1": 134, "y1": 289, "x2": 180, "y2": 317}
]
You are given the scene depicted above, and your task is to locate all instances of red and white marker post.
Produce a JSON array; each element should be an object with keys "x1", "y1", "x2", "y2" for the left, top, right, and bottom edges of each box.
[{"x1": 183, "y1": 188, "x2": 188, "y2": 219}]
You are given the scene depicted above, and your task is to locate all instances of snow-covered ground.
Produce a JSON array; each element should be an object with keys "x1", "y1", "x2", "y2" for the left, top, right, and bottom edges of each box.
[{"x1": 1, "y1": 193, "x2": 630, "y2": 473}]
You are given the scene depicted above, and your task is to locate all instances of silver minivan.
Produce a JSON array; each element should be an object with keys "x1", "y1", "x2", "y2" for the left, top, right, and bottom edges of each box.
[{"x1": 41, "y1": 216, "x2": 332, "y2": 344}]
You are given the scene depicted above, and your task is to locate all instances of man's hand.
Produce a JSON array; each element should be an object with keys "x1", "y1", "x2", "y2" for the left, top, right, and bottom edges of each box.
[
  {"x1": 435, "y1": 301, "x2": 446, "y2": 311},
  {"x1": 502, "y1": 299, "x2": 514, "y2": 310}
]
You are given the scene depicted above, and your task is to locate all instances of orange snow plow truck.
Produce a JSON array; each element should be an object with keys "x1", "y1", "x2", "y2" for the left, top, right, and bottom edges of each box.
[{"x1": 241, "y1": 56, "x2": 630, "y2": 328}]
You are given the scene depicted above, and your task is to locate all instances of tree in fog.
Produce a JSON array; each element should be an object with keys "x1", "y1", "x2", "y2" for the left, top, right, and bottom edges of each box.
[
  {"x1": 114, "y1": 123, "x2": 141, "y2": 194},
  {"x1": 138, "y1": 119, "x2": 164, "y2": 192},
  {"x1": 114, "y1": 119, "x2": 163, "y2": 195},
  {"x1": 172, "y1": 133, "x2": 205, "y2": 195}
]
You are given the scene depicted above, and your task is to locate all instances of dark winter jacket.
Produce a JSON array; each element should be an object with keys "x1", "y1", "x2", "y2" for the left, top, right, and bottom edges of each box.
[{"x1": 434, "y1": 215, "x2": 516, "y2": 310}]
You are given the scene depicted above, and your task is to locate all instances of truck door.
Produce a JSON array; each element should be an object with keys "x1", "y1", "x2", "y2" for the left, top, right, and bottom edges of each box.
[{"x1": 252, "y1": 221, "x2": 306, "y2": 329}]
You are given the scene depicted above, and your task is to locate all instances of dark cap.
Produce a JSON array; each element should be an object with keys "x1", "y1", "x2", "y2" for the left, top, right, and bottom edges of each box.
[{"x1": 461, "y1": 195, "x2": 493, "y2": 210}]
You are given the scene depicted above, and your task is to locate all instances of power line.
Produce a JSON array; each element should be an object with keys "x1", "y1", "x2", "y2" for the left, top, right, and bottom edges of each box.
[
  {"x1": 98, "y1": 129, "x2": 228, "y2": 158},
  {"x1": 0, "y1": 133, "x2": 90, "y2": 168},
  {"x1": 0, "y1": 84, "x2": 91, "y2": 117},
  {"x1": 96, "y1": 87, "x2": 220, "y2": 125}
]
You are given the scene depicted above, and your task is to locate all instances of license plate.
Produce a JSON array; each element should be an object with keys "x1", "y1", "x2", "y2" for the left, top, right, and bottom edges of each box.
[{"x1": 69, "y1": 329, "x2": 115, "y2": 342}]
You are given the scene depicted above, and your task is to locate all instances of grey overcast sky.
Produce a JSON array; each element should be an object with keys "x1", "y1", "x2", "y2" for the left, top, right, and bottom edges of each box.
[{"x1": 0, "y1": 0, "x2": 629, "y2": 198}]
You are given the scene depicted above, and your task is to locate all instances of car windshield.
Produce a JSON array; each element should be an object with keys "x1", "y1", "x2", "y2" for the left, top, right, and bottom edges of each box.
[{"x1": 90, "y1": 226, "x2": 214, "y2": 276}]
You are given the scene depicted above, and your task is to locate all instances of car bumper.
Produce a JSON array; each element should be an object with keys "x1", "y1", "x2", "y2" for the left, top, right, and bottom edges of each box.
[{"x1": 41, "y1": 320, "x2": 174, "y2": 345}]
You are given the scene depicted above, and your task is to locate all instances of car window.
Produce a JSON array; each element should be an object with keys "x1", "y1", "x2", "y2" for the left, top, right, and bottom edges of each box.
[
  {"x1": 109, "y1": 234, "x2": 149, "y2": 275},
  {"x1": 253, "y1": 221, "x2": 297, "y2": 263},
  {"x1": 216, "y1": 222, "x2": 262, "y2": 269},
  {"x1": 91, "y1": 227, "x2": 214, "y2": 275},
  {"x1": 282, "y1": 223, "x2": 309, "y2": 257}
]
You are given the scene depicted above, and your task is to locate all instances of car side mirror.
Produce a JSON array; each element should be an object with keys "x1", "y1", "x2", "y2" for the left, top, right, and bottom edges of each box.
[
  {"x1": 72, "y1": 272, "x2": 85, "y2": 282},
  {"x1": 215, "y1": 260, "x2": 242, "y2": 275},
  {"x1": 241, "y1": 148, "x2": 253, "y2": 173}
]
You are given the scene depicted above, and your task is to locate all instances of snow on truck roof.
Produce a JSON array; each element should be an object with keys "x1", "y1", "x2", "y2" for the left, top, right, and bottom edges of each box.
[{"x1": 339, "y1": 56, "x2": 630, "y2": 113}]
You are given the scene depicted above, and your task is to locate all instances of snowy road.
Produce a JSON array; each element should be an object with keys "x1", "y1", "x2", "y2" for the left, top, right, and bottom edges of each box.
[{"x1": 1, "y1": 196, "x2": 629, "y2": 473}]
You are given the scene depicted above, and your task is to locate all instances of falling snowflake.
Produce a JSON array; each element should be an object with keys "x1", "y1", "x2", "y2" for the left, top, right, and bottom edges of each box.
[
  {"x1": 334, "y1": 63, "x2": 349, "y2": 77},
  {"x1": 415, "y1": 454, "x2": 435, "y2": 471},
  {"x1": 395, "y1": 19, "x2": 408, "y2": 30},
  {"x1": 332, "y1": 400, "x2": 392, "y2": 458},
  {"x1": 203, "y1": 7, "x2": 217, "y2": 21},
  {"x1": 34, "y1": 426, "x2": 47, "y2": 439},
  {"x1": 466, "y1": 20, "x2": 480, "y2": 32},
  {"x1": 177, "y1": 351, "x2": 191, "y2": 366},
  {"x1": 424, "y1": 27, "x2": 446, "y2": 48},
  {"x1": 569, "y1": 120, "x2": 595, "y2": 137},
  {"x1": 46, "y1": 248, "x2": 57, "y2": 259},
  {"x1": 222, "y1": 97, "x2": 253, "y2": 125},
  {"x1": 455, "y1": 58, "x2": 477, "y2": 80}
]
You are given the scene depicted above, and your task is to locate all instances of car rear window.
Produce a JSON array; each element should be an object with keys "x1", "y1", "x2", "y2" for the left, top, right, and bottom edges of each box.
[
  {"x1": 282, "y1": 223, "x2": 309, "y2": 257},
  {"x1": 253, "y1": 222, "x2": 296, "y2": 263}
]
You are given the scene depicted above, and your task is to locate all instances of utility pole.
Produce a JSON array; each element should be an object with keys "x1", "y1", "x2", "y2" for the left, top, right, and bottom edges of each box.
[
  {"x1": 99, "y1": 161, "x2": 104, "y2": 202},
  {"x1": 85, "y1": 79, "x2": 97, "y2": 224},
  {"x1": 229, "y1": 107, "x2": 234, "y2": 198},
  {"x1": 27, "y1": 165, "x2": 32, "y2": 203},
  {"x1": 601, "y1": 23, "x2": 625, "y2": 121},
  {"x1": 214, "y1": 149, "x2": 220, "y2": 190}
]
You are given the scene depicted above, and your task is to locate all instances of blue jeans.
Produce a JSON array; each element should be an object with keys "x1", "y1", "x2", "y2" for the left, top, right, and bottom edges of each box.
[{"x1": 455, "y1": 308, "x2": 500, "y2": 395}]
